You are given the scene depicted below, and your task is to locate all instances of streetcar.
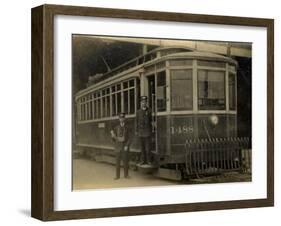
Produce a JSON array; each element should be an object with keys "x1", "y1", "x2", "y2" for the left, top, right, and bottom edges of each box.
[{"x1": 74, "y1": 47, "x2": 250, "y2": 180}]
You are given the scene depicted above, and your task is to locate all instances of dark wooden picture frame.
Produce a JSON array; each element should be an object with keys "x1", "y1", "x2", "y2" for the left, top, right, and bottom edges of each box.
[{"x1": 31, "y1": 4, "x2": 274, "y2": 221}]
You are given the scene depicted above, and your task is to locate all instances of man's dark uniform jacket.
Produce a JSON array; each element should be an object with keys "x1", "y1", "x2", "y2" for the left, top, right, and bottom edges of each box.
[
  {"x1": 112, "y1": 123, "x2": 130, "y2": 150},
  {"x1": 111, "y1": 122, "x2": 130, "y2": 178},
  {"x1": 135, "y1": 107, "x2": 152, "y2": 137}
]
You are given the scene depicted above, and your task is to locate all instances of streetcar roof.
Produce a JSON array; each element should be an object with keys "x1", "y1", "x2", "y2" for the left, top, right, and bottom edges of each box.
[
  {"x1": 165, "y1": 51, "x2": 238, "y2": 65},
  {"x1": 92, "y1": 47, "x2": 193, "y2": 81},
  {"x1": 75, "y1": 47, "x2": 237, "y2": 98}
]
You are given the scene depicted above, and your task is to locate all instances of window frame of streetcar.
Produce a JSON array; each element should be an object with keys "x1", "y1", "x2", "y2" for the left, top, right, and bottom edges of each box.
[{"x1": 74, "y1": 46, "x2": 251, "y2": 181}]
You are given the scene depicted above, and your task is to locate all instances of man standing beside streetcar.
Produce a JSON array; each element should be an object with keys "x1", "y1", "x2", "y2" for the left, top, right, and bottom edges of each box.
[
  {"x1": 135, "y1": 96, "x2": 153, "y2": 165},
  {"x1": 110, "y1": 112, "x2": 131, "y2": 179}
]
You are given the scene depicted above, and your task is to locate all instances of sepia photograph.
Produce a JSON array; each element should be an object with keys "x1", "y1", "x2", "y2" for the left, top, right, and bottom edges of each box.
[{"x1": 72, "y1": 35, "x2": 252, "y2": 190}]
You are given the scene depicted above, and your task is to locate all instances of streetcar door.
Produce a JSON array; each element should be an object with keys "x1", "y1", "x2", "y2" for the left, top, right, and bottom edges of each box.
[
  {"x1": 147, "y1": 75, "x2": 156, "y2": 113},
  {"x1": 146, "y1": 75, "x2": 157, "y2": 152}
]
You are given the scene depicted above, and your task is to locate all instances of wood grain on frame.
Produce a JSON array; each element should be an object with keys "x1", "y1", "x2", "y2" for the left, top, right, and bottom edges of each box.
[{"x1": 31, "y1": 4, "x2": 274, "y2": 221}]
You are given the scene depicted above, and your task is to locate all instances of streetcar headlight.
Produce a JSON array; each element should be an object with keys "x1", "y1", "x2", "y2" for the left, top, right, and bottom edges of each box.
[{"x1": 209, "y1": 114, "x2": 219, "y2": 126}]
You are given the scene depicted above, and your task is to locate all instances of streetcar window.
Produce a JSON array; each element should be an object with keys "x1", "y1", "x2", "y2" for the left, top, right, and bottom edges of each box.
[
  {"x1": 99, "y1": 89, "x2": 110, "y2": 118},
  {"x1": 82, "y1": 98, "x2": 85, "y2": 121},
  {"x1": 79, "y1": 99, "x2": 82, "y2": 121},
  {"x1": 129, "y1": 79, "x2": 134, "y2": 87},
  {"x1": 229, "y1": 73, "x2": 236, "y2": 110},
  {"x1": 88, "y1": 100, "x2": 91, "y2": 120},
  {"x1": 136, "y1": 78, "x2": 140, "y2": 110},
  {"x1": 106, "y1": 95, "x2": 110, "y2": 117},
  {"x1": 170, "y1": 59, "x2": 192, "y2": 66},
  {"x1": 171, "y1": 69, "x2": 193, "y2": 110},
  {"x1": 89, "y1": 101, "x2": 93, "y2": 119},
  {"x1": 102, "y1": 96, "x2": 106, "y2": 117},
  {"x1": 93, "y1": 91, "x2": 101, "y2": 119},
  {"x1": 94, "y1": 99, "x2": 97, "y2": 119},
  {"x1": 86, "y1": 97, "x2": 89, "y2": 119},
  {"x1": 157, "y1": 71, "x2": 166, "y2": 112},
  {"x1": 124, "y1": 90, "x2": 129, "y2": 114},
  {"x1": 85, "y1": 97, "x2": 87, "y2": 120},
  {"x1": 111, "y1": 83, "x2": 123, "y2": 116},
  {"x1": 86, "y1": 97, "x2": 88, "y2": 120},
  {"x1": 83, "y1": 98, "x2": 86, "y2": 121},
  {"x1": 92, "y1": 93, "x2": 96, "y2": 119},
  {"x1": 81, "y1": 99, "x2": 84, "y2": 121},
  {"x1": 80, "y1": 98, "x2": 83, "y2": 121},
  {"x1": 112, "y1": 93, "x2": 117, "y2": 116},
  {"x1": 83, "y1": 97, "x2": 87, "y2": 121},
  {"x1": 86, "y1": 96, "x2": 89, "y2": 120},
  {"x1": 96, "y1": 98, "x2": 101, "y2": 118},
  {"x1": 121, "y1": 79, "x2": 136, "y2": 115},
  {"x1": 129, "y1": 89, "x2": 135, "y2": 114},
  {"x1": 77, "y1": 100, "x2": 80, "y2": 121},
  {"x1": 112, "y1": 86, "x2": 116, "y2": 92},
  {"x1": 80, "y1": 104, "x2": 83, "y2": 121},
  {"x1": 90, "y1": 98, "x2": 94, "y2": 120},
  {"x1": 197, "y1": 60, "x2": 225, "y2": 68},
  {"x1": 138, "y1": 57, "x2": 144, "y2": 64},
  {"x1": 123, "y1": 81, "x2": 128, "y2": 89},
  {"x1": 198, "y1": 70, "x2": 225, "y2": 110},
  {"x1": 117, "y1": 92, "x2": 121, "y2": 114}
]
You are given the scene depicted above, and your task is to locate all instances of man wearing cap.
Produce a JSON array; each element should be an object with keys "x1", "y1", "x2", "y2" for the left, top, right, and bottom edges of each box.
[
  {"x1": 110, "y1": 113, "x2": 130, "y2": 179},
  {"x1": 135, "y1": 96, "x2": 153, "y2": 165}
]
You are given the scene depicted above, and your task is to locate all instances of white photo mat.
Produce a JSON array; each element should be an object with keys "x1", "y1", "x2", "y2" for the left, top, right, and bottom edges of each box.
[{"x1": 54, "y1": 15, "x2": 267, "y2": 211}]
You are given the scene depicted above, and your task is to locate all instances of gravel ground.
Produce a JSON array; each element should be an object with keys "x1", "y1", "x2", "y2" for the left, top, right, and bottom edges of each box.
[
  {"x1": 73, "y1": 158, "x2": 251, "y2": 190},
  {"x1": 73, "y1": 158, "x2": 177, "y2": 190}
]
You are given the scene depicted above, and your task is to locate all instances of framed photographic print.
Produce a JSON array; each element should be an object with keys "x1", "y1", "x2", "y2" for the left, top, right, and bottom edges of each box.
[{"x1": 31, "y1": 4, "x2": 274, "y2": 221}]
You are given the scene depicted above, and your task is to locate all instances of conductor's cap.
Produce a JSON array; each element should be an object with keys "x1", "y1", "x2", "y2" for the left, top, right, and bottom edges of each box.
[
  {"x1": 118, "y1": 112, "x2": 126, "y2": 118},
  {"x1": 140, "y1": 96, "x2": 148, "y2": 101}
]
